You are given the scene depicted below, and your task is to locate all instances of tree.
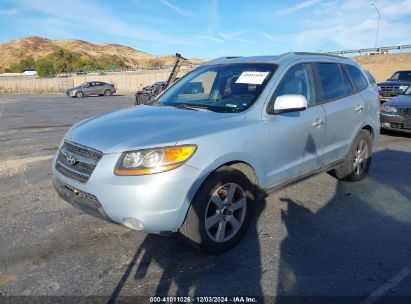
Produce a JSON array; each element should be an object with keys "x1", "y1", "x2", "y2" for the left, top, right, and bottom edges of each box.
[
  {"x1": 147, "y1": 58, "x2": 163, "y2": 69},
  {"x1": 7, "y1": 57, "x2": 36, "y2": 72},
  {"x1": 36, "y1": 58, "x2": 55, "y2": 77}
]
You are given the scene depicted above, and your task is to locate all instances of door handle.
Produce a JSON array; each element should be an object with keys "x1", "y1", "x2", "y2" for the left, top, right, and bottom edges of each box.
[
  {"x1": 355, "y1": 105, "x2": 365, "y2": 112},
  {"x1": 312, "y1": 118, "x2": 325, "y2": 127}
]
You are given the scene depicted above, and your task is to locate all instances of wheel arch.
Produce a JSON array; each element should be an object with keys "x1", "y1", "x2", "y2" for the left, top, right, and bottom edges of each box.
[
  {"x1": 216, "y1": 161, "x2": 260, "y2": 190},
  {"x1": 361, "y1": 124, "x2": 374, "y2": 141},
  {"x1": 182, "y1": 159, "x2": 262, "y2": 227},
  {"x1": 350, "y1": 123, "x2": 375, "y2": 148}
]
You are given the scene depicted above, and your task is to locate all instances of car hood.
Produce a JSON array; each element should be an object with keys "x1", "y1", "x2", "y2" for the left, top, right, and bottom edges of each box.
[
  {"x1": 67, "y1": 86, "x2": 83, "y2": 91},
  {"x1": 65, "y1": 105, "x2": 245, "y2": 153},
  {"x1": 378, "y1": 81, "x2": 411, "y2": 86},
  {"x1": 383, "y1": 94, "x2": 411, "y2": 107}
]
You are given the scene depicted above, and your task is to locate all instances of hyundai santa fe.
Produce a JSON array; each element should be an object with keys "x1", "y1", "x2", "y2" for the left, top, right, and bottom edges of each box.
[{"x1": 52, "y1": 52, "x2": 380, "y2": 254}]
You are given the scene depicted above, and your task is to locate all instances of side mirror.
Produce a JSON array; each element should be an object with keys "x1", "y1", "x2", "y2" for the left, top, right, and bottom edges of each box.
[{"x1": 269, "y1": 94, "x2": 308, "y2": 114}]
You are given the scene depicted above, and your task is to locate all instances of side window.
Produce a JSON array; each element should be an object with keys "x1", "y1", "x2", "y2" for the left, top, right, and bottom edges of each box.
[
  {"x1": 316, "y1": 63, "x2": 346, "y2": 101},
  {"x1": 341, "y1": 66, "x2": 354, "y2": 95},
  {"x1": 345, "y1": 64, "x2": 368, "y2": 92},
  {"x1": 274, "y1": 63, "x2": 314, "y2": 107}
]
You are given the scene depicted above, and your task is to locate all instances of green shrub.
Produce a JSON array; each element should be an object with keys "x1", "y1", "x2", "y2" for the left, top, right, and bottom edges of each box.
[
  {"x1": 36, "y1": 58, "x2": 55, "y2": 77},
  {"x1": 6, "y1": 49, "x2": 128, "y2": 75}
]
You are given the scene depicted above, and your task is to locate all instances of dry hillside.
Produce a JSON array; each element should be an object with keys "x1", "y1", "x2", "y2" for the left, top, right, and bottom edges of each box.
[
  {"x1": 354, "y1": 53, "x2": 411, "y2": 82},
  {"x1": 1, "y1": 36, "x2": 408, "y2": 78},
  {"x1": 0, "y1": 36, "x2": 202, "y2": 70}
]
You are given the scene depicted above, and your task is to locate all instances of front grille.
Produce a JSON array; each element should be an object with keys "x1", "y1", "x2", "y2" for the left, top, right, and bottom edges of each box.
[
  {"x1": 379, "y1": 86, "x2": 400, "y2": 92},
  {"x1": 63, "y1": 184, "x2": 99, "y2": 204},
  {"x1": 398, "y1": 107, "x2": 411, "y2": 117},
  {"x1": 55, "y1": 141, "x2": 103, "y2": 183},
  {"x1": 64, "y1": 141, "x2": 103, "y2": 160},
  {"x1": 389, "y1": 123, "x2": 403, "y2": 129}
]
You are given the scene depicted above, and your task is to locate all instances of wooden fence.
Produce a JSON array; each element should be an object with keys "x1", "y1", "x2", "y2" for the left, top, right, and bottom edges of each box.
[{"x1": 0, "y1": 69, "x2": 185, "y2": 93}]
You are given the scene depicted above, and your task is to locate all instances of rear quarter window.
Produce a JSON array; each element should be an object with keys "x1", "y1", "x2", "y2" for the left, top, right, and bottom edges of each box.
[{"x1": 345, "y1": 64, "x2": 368, "y2": 92}]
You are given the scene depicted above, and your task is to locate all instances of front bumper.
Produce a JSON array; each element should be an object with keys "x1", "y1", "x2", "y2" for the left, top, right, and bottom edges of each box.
[
  {"x1": 66, "y1": 91, "x2": 77, "y2": 97},
  {"x1": 52, "y1": 177, "x2": 114, "y2": 222},
  {"x1": 52, "y1": 153, "x2": 203, "y2": 233},
  {"x1": 380, "y1": 113, "x2": 411, "y2": 133}
]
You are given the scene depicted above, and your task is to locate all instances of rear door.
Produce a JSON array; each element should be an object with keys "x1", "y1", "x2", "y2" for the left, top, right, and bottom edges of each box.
[
  {"x1": 264, "y1": 62, "x2": 326, "y2": 186},
  {"x1": 97, "y1": 82, "x2": 108, "y2": 94},
  {"x1": 90, "y1": 82, "x2": 101, "y2": 95},
  {"x1": 315, "y1": 62, "x2": 364, "y2": 165}
]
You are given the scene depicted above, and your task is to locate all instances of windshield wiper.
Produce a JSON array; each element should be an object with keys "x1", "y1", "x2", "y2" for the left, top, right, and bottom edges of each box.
[{"x1": 173, "y1": 104, "x2": 213, "y2": 112}]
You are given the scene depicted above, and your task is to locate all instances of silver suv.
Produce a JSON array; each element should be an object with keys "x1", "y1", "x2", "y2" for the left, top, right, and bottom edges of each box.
[{"x1": 52, "y1": 53, "x2": 380, "y2": 254}]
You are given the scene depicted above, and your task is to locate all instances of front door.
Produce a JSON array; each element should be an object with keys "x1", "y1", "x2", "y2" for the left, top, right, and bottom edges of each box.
[{"x1": 264, "y1": 63, "x2": 326, "y2": 187}]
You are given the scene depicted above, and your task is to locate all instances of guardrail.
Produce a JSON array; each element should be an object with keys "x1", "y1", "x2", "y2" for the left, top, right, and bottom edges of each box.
[{"x1": 325, "y1": 44, "x2": 411, "y2": 56}]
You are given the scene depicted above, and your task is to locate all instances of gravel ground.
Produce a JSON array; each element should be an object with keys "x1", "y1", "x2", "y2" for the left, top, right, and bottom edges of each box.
[{"x1": 0, "y1": 94, "x2": 410, "y2": 302}]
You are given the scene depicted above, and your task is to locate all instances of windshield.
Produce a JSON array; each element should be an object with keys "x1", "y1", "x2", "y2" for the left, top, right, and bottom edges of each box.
[
  {"x1": 388, "y1": 71, "x2": 411, "y2": 81},
  {"x1": 155, "y1": 63, "x2": 277, "y2": 113}
]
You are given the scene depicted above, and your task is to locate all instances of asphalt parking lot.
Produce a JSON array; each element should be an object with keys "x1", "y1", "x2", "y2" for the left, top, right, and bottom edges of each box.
[{"x1": 0, "y1": 93, "x2": 410, "y2": 302}]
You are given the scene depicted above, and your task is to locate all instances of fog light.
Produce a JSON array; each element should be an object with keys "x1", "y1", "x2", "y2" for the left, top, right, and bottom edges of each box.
[
  {"x1": 122, "y1": 217, "x2": 144, "y2": 230},
  {"x1": 382, "y1": 122, "x2": 390, "y2": 128}
]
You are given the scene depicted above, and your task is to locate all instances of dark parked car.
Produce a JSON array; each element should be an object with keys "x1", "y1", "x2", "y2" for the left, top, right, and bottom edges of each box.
[
  {"x1": 378, "y1": 70, "x2": 411, "y2": 102},
  {"x1": 76, "y1": 70, "x2": 87, "y2": 75},
  {"x1": 66, "y1": 81, "x2": 116, "y2": 98},
  {"x1": 135, "y1": 78, "x2": 181, "y2": 105},
  {"x1": 380, "y1": 86, "x2": 411, "y2": 133},
  {"x1": 141, "y1": 78, "x2": 180, "y2": 93},
  {"x1": 142, "y1": 81, "x2": 166, "y2": 92}
]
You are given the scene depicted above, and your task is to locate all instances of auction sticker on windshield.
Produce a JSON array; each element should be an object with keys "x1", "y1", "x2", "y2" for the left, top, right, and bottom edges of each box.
[{"x1": 236, "y1": 71, "x2": 269, "y2": 85}]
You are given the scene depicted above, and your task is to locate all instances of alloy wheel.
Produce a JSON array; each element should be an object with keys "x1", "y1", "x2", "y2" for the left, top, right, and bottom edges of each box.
[
  {"x1": 353, "y1": 139, "x2": 369, "y2": 175},
  {"x1": 204, "y1": 183, "x2": 247, "y2": 243}
]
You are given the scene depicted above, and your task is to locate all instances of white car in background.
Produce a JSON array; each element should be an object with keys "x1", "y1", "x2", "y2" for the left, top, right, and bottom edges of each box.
[{"x1": 22, "y1": 68, "x2": 37, "y2": 76}]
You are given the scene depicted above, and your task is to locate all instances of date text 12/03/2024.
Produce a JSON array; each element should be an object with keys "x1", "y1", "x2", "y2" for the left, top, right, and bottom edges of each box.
[{"x1": 149, "y1": 296, "x2": 258, "y2": 303}]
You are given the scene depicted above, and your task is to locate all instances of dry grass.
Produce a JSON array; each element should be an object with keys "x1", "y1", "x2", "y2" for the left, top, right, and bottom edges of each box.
[{"x1": 353, "y1": 53, "x2": 411, "y2": 82}]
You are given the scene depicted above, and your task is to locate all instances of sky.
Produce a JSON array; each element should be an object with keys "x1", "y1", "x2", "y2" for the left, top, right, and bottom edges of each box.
[{"x1": 0, "y1": 0, "x2": 411, "y2": 58}]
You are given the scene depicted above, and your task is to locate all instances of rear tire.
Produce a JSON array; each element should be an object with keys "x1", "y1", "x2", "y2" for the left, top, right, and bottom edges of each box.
[
  {"x1": 179, "y1": 165, "x2": 256, "y2": 254},
  {"x1": 76, "y1": 91, "x2": 84, "y2": 98},
  {"x1": 104, "y1": 89, "x2": 112, "y2": 96},
  {"x1": 331, "y1": 130, "x2": 372, "y2": 182}
]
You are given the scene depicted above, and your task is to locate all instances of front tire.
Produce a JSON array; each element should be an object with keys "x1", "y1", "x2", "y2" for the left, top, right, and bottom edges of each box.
[
  {"x1": 179, "y1": 165, "x2": 256, "y2": 254},
  {"x1": 331, "y1": 130, "x2": 372, "y2": 182},
  {"x1": 76, "y1": 91, "x2": 84, "y2": 98}
]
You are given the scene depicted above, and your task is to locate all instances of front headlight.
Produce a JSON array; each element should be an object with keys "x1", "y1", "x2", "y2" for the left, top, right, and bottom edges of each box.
[
  {"x1": 115, "y1": 145, "x2": 197, "y2": 176},
  {"x1": 399, "y1": 85, "x2": 408, "y2": 91},
  {"x1": 380, "y1": 105, "x2": 398, "y2": 113}
]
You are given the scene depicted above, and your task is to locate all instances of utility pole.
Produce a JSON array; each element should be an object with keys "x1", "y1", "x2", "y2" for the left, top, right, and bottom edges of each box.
[{"x1": 370, "y1": 3, "x2": 381, "y2": 49}]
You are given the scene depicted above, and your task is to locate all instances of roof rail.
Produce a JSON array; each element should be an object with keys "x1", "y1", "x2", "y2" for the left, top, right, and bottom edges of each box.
[{"x1": 293, "y1": 52, "x2": 347, "y2": 59}]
